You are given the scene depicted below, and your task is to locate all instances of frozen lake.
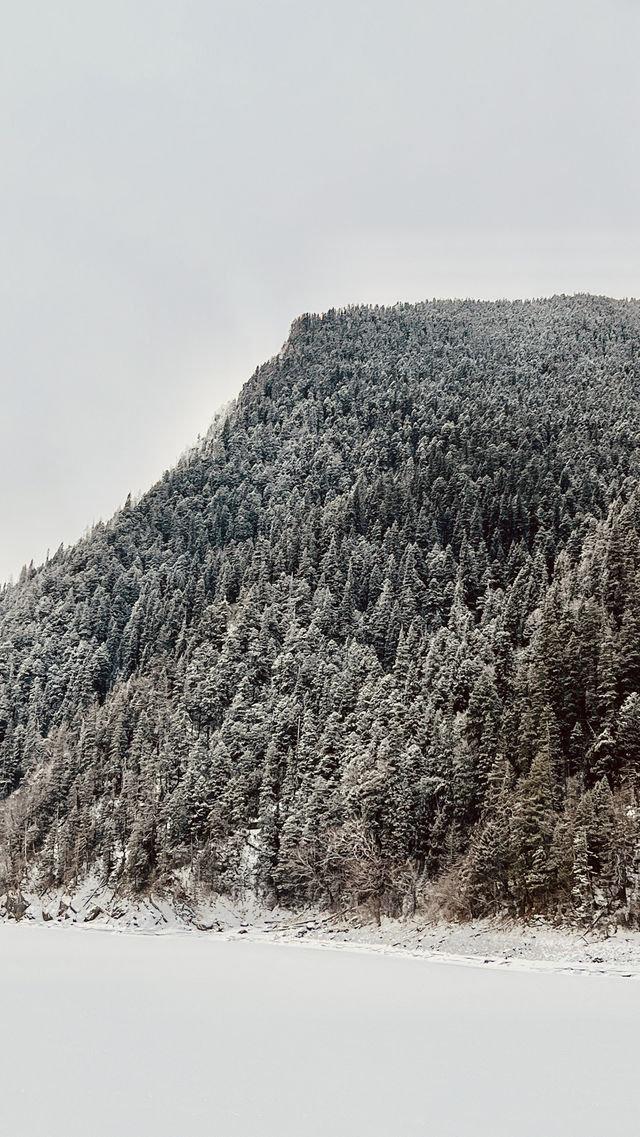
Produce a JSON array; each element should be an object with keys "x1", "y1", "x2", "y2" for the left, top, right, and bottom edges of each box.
[{"x1": 1, "y1": 925, "x2": 639, "y2": 1137}]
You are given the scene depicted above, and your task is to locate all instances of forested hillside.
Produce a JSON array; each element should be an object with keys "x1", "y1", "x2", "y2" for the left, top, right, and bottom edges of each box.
[{"x1": 2, "y1": 295, "x2": 640, "y2": 924}]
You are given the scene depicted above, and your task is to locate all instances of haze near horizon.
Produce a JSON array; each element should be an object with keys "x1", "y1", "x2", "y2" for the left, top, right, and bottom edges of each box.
[{"x1": 2, "y1": 0, "x2": 639, "y2": 582}]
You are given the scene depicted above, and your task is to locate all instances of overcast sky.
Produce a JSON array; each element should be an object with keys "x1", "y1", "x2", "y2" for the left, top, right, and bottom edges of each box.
[{"x1": 2, "y1": 0, "x2": 640, "y2": 582}]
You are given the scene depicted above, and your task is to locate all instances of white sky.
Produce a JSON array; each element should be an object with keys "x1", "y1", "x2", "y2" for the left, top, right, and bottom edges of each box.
[{"x1": 2, "y1": 0, "x2": 640, "y2": 581}]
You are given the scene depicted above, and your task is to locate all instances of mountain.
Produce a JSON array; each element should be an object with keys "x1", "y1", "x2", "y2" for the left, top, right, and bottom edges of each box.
[{"x1": 2, "y1": 295, "x2": 640, "y2": 925}]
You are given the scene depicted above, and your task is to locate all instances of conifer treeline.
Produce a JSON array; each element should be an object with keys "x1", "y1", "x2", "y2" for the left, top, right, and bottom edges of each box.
[{"x1": 2, "y1": 295, "x2": 640, "y2": 923}]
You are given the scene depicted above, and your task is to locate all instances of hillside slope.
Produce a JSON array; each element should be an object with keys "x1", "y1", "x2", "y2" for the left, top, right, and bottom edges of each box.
[{"x1": 2, "y1": 295, "x2": 640, "y2": 923}]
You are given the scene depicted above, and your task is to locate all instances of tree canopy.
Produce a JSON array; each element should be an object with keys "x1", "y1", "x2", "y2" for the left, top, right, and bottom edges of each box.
[{"x1": 2, "y1": 295, "x2": 640, "y2": 924}]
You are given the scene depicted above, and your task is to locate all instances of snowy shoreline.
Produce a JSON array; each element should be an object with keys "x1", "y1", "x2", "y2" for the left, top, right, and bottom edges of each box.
[
  {"x1": 220, "y1": 921, "x2": 640, "y2": 979},
  {"x1": 4, "y1": 878, "x2": 640, "y2": 979}
]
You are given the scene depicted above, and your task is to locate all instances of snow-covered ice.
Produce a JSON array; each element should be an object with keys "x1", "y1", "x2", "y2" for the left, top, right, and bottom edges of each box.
[{"x1": 1, "y1": 923, "x2": 639, "y2": 1137}]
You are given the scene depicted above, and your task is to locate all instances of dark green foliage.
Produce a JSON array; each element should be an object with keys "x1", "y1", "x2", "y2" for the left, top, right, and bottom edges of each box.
[{"x1": 2, "y1": 295, "x2": 640, "y2": 924}]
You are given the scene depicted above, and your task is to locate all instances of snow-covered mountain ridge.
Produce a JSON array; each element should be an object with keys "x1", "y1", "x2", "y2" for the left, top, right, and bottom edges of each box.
[{"x1": 2, "y1": 295, "x2": 640, "y2": 926}]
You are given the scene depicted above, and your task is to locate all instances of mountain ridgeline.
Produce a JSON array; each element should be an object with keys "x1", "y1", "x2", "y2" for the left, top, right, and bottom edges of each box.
[{"x1": 2, "y1": 296, "x2": 640, "y2": 924}]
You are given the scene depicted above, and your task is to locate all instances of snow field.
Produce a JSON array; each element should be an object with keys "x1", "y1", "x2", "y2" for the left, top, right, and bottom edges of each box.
[{"x1": 1, "y1": 924, "x2": 639, "y2": 1137}]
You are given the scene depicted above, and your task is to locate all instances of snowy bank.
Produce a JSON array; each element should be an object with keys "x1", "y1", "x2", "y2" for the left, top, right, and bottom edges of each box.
[{"x1": 4, "y1": 877, "x2": 640, "y2": 977}]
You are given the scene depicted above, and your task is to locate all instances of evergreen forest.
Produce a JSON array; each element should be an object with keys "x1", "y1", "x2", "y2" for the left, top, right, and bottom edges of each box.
[{"x1": 2, "y1": 295, "x2": 640, "y2": 925}]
